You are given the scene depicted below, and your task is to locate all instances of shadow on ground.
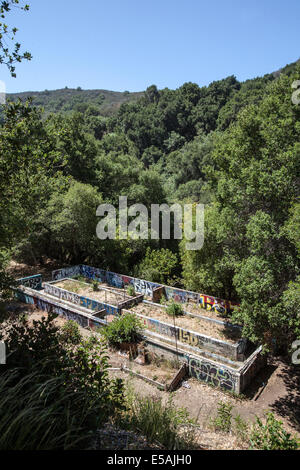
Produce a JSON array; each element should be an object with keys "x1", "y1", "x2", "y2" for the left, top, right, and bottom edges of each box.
[
  {"x1": 270, "y1": 357, "x2": 300, "y2": 431},
  {"x1": 243, "y1": 359, "x2": 277, "y2": 400}
]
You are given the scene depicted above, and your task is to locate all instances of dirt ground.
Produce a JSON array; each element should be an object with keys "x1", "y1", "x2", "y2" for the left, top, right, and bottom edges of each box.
[
  {"x1": 7, "y1": 259, "x2": 68, "y2": 282},
  {"x1": 129, "y1": 302, "x2": 239, "y2": 343},
  {"x1": 55, "y1": 279, "x2": 131, "y2": 307}
]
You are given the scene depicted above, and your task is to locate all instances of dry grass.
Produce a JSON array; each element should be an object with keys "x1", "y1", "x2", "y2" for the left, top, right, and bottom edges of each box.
[{"x1": 129, "y1": 303, "x2": 240, "y2": 344}]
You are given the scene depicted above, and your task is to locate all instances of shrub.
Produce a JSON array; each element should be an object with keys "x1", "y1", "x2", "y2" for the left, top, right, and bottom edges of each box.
[
  {"x1": 127, "y1": 285, "x2": 135, "y2": 297},
  {"x1": 60, "y1": 320, "x2": 82, "y2": 345},
  {"x1": 92, "y1": 280, "x2": 99, "y2": 291},
  {"x1": 73, "y1": 275, "x2": 87, "y2": 283},
  {"x1": 166, "y1": 300, "x2": 184, "y2": 317},
  {"x1": 101, "y1": 313, "x2": 144, "y2": 348},
  {"x1": 249, "y1": 412, "x2": 299, "y2": 450},
  {"x1": 234, "y1": 414, "x2": 249, "y2": 443},
  {"x1": 0, "y1": 315, "x2": 125, "y2": 450},
  {"x1": 210, "y1": 401, "x2": 233, "y2": 433}
]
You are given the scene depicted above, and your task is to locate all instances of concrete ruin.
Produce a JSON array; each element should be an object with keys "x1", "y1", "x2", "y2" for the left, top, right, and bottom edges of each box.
[{"x1": 15, "y1": 265, "x2": 266, "y2": 394}]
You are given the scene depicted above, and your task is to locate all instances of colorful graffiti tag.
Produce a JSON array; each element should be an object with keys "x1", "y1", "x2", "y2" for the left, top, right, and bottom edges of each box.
[
  {"x1": 15, "y1": 288, "x2": 106, "y2": 331},
  {"x1": 189, "y1": 357, "x2": 237, "y2": 392},
  {"x1": 52, "y1": 265, "x2": 239, "y2": 315},
  {"x1": 52, "y1": 266, "x2": 81, "y2": 281},
  {"x1": 17, "y1": 275, "x2": 42, "y2": 290},
  {"x1": 44, "y1": 282, "x2": 120, "y2": 316}
]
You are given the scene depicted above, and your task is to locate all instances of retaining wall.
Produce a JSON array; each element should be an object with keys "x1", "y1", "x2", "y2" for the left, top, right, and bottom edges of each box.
[
  {"x1": 44, "y1": 280, "x2": 120, "y2": 316},
  {"x1": 52, "y1": 265, "x2": 239, "y2": 314},
  {"x1": 15, "y1": 282, "x2": 263, "y2": 394},
  {"x1": 15, "y1": 287, "x2": 106, "y2": 331},
  {"x1": 17, "y1": 274, "x2": 42, "y2": 290},
  {"x1": 124, "y1": 309, "x2": 246, "y2": 361}
]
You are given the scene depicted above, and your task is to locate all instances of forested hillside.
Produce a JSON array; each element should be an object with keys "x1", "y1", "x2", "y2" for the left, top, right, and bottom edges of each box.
[
  {"x1": 1, "y1": 59, "x2": 300, "y2": 349},
  {"x1": 6, "y1": 87, "x2": 144, "y2": 116}
]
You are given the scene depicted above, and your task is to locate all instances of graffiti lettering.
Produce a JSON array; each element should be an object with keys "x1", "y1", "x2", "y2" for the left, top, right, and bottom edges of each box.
[{"x1": 189, "y1": 358, "x2": 236, "y2": 391}]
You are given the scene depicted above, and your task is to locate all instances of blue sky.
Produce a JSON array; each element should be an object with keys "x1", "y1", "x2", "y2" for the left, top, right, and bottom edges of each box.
[{"x1": 1, "y1": 0, "x2": 300, "y2": 93}]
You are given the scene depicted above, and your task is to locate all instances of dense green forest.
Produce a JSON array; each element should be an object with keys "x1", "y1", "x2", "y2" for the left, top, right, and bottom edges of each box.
[
  {"x1": 6, "y1": 87, "x2": 144, "y2": 116},
  {"x1": 1, "y1": 58, "x2": 300, "y2": 349}
]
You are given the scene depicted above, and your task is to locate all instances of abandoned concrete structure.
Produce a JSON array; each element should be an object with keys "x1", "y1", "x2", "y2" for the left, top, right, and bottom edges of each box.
[{"x1": 15, "y1": 265, "x2": 265, "y2": 394}]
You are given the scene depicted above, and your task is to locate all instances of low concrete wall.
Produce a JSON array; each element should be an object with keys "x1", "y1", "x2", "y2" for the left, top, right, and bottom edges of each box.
[
  {"x1": 118, "y1": 294, "x2": 144, "y2": 310},
  {"x1": 123, "y1": 309, "x2": 245, "y2": 361},
  {"x1": 239, "y1": 346, "x2": 266, "y2": 392},
  {"x1": 15, "y1": 284, "x2": 263, "y2": 394},
  {"x1": 145, "y1": 338, "x2": 240, "y2": 393},
  {"x1": 145, "y1": 336, "x2": 263, "y2": 394},
  {"x1": 17, "y1": 274, "x2": 43, "y2": 290},
  {"x1": 52, "y1": 265, "x2": 239, "y2": 315},
  {"x1": 44, "y1": 280, "x2": 120, "y2": 316},
  {"x1": 15, "y1": 287, "x2": 106, "y2": 331}
]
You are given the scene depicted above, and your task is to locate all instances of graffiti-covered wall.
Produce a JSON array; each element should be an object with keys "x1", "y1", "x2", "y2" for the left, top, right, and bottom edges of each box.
[
  {"x1": 15, "y1": 284, "x2": 262, "y2": 394},
  {"x1": 17, "y1": 275, "x2": 42, "y2": 290},
  {"x1": 52, "y1": 265, "x2": 239, "y2": 315},
  {"x1": 145, "y1": 339, "x2": 240, "y2": 393},
  {"x1": 52, "y1": 266, "x2": 81, "y2": 280},
  {"x1": 188, "y1": 356, "x2": 238, "y2": 392},
  {"x1": 15, "y1": 288, "x2": 106, "y2": 331},
  {"x1": 128, "y1": 310, "x2": 243, "y2": 360},
  {"x1": 44, "y1": 281, "x2": 119, "y2": 316}
]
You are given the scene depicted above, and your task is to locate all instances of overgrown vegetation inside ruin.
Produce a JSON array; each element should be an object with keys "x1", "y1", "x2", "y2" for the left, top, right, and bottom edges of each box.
[{"x1": 100, "y1": 312, "x2": 145, "y2": 349}]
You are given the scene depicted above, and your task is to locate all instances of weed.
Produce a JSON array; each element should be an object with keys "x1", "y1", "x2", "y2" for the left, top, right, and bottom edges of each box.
[
  {"x1": 166, "y1": 300, "x2": 184, "y2": 317},
  {"x1": 233, "y1": 414, "x2": 249, "y2": 443},
  {"x1": 59, "y1": 320, "x2": 82, "y2": 345},
  {"x1": 210, "y1": 401, "x2": 233, "y2": 433},
  {"x1": 118, "y1": 391, "x2": 198, "y2": 450},
  {"x1": 249, "y1": 412, "x2": 299, "y2": 450},
  {"x1": 127, "y1": 285, "x2": 136, "y2": 297}
]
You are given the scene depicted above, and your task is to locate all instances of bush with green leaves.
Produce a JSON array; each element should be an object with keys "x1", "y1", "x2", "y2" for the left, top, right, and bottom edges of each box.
[
  {"x1": 92, "y1": 280, "x2": 99, "y2": 291},
  {"x1": 166, "y1": 300, "x2": 184, "y2": 318},
  {"x1": 249, "y1": 412, "x2": 299, "y2": 450},
  {"x1": 127, "y1": 285, "x2": 135, "y2": 297},
  {"x1": 101, "y1": 312, "x2": 144, "y2": 348},
  {"x1": 0, "y1": 314, "x2": 125, "y2": 450},
  {"x1": 159, "y1": 294, "x2": 167, "y2": 306},
  {"x1": 136, "y1": 248, "x2": 179, "y2": 284},
  {"x1": 210, "y1": 401, "x2": 233, "y2": 433},
  {"x1": 59, "y1": 320, "x2": 82, "y2": 345},
  {"x1": 233, "y1": 414, "x2": 249, "y2": 443}
]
